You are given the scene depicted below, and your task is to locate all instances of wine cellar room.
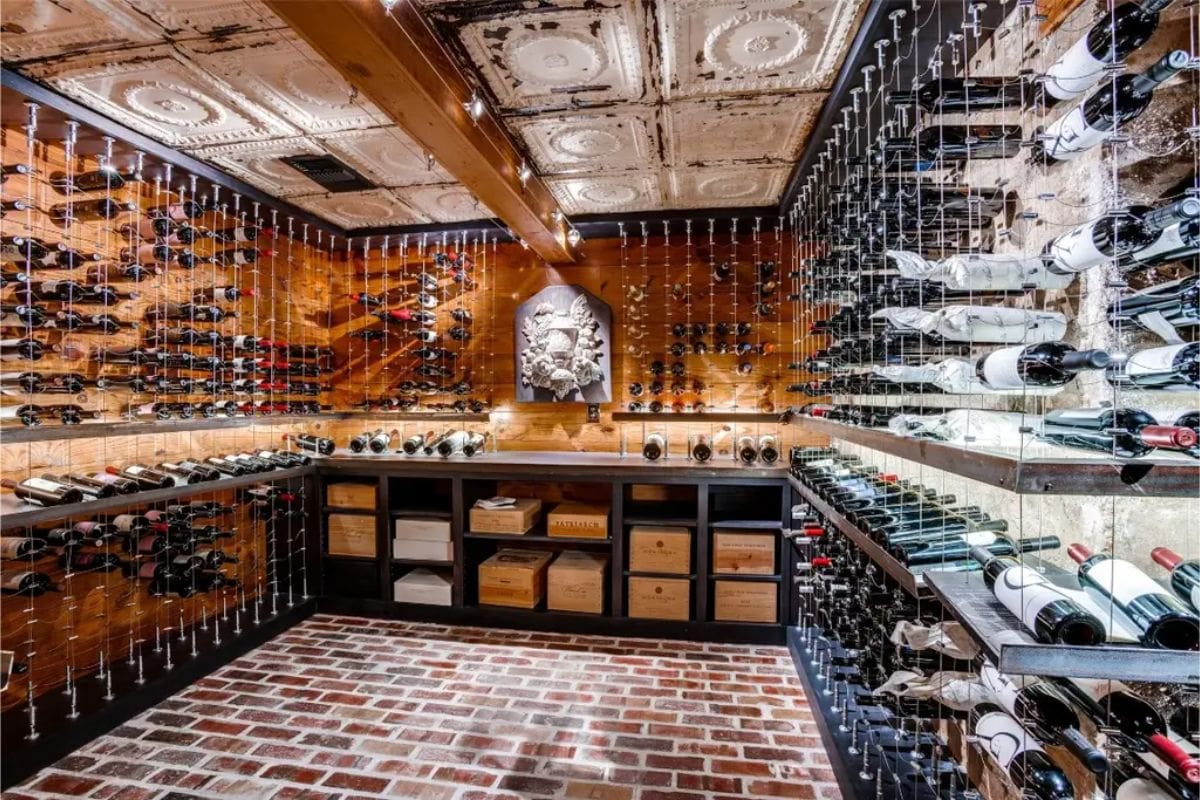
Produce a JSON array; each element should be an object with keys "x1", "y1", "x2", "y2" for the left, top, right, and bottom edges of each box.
[{"x1": 0, "y1": 0, "x2": 1198, "y2": 797}]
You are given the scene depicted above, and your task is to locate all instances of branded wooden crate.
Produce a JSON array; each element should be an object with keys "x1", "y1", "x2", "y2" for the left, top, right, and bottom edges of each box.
[
  {"x1": 547, "y1": 551, "x2": 608, "y2": 614},
  {"x1": 547, "y1": 502, "x2": 610, "y2": 539},
  {"x1": 327, "y1": 514, "x2": 376, "y2": 558},
  {"x1": 478, "y1": 548, "x2": 553, "y2": 608},
  {"x1": 325, "y1": 481, "x2": 377, "y2": 510},
  {"x1": 713, "y1": 580, "x2": 777, "y2": 623},
  {"x1": 712, "y1": 531, "x2": 776, "y2": 575},
  {"x1": 627, "y1": 576, "x2": 690, "y2": 620},
  {"x1": 469, "y1": 498, "x2": 542, "y2": 534},
  {"x1": 628, "y1": 526, "x2": 691, "y2": 574}
]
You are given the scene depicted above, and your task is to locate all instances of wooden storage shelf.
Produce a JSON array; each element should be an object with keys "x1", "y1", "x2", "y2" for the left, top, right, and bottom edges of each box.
[
  {"x1": 322, "y1": 506, "x2": 376, "y2": 516},
  {"x1": 0, "y1": 413, "x2": 346, "y2": 444},
  {"x1": 799, "y1": 415, "x2": 1200, "y2": 498},
  {"x1": 611, "y1": 411, "x2": 784, "y2": 423},
  {"x1": 391, "y1": 508, "x2": 453, "y2": 520},
  {"x1": 323, "y1": 553, "x2": 378, "y2": 564},
  {"x1": 709, "y1": 519, "x2": 783, "y2": 530},
  {"x1": 465, "y1": 531, "x2": 610, "y2": 546},
  {"x1": 0, "y1": 465, "x2": 312, "y2": 532},
  {"x1": 622, "y1": 570, "x2": 697, "y2": 580},
  {"x1": 708, "y1": 573, "x2": 782, "y2": 582},
  {"x1": 391, "y1": 558, "x2": 453, "y2": 567}
]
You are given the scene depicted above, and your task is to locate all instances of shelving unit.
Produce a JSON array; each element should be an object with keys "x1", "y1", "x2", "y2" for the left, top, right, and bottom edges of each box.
[
  {"x1": 0, "y1": 465, "x2": 313, "y2": 531},
  {"x1": 798, "y1": 416, "x2": 1200, "y2": 498},
  {"x1": 923, "y1": 569, "x2": 1200, "y2": 684}
]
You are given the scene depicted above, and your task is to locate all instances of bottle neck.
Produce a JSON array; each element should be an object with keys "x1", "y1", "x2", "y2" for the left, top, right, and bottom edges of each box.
[{"x1": 1128, "y1": 50, "x2": 1189, "y2": 97}]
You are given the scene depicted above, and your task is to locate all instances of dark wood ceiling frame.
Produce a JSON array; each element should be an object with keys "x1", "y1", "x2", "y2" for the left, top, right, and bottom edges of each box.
[{"x1": 266, "y1": 0, "x2": 578, "y2": 264}]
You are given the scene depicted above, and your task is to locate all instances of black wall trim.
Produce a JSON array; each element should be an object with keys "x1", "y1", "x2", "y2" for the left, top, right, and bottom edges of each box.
[{"x1": 0, "y1": 598, "x2": 317, "y2": 790}]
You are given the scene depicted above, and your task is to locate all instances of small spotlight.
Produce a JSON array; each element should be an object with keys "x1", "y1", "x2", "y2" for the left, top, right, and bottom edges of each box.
[
  {"x1": 566, "y1": 228, "x2": 581, "y2": 246},
  {"x1": 380, "y1": 0, "x2": 400, "y2": 10},
  {"x1": 463, "y1": 92, "x2": 485, "y2": 121},
  {"x1": 519, "y1": 238, "x2": 529, "y2": 250},
  {"x1": 551, "y1": 210, "x2": 564, "y2": 223},
  {"x1": 517, "y1": 160, "x2": 532, "y2": 186}
]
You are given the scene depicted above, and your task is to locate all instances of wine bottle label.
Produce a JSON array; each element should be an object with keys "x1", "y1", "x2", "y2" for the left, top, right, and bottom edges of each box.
[
  {"x1": 112, "y1": 514, "x2": 139, "y2": 531},
  {"x1": 979, "y1": 345, "x2": 1027, "y2": 389},
  {"x1": 994, "y1": 566, "x2": 1081, "y2": 637},
  {"x1": 976, "y1": 710, "x2": 1046, "y2": 769},
  {"x1": 1044, "y1": 37, "x2": 1106, "y2": 101},
  {"x1": 0, "y1": 570, "x2": 35, "y2": 590},
  {"x1": 22, "y1": 477, "x2": 65, "y2": 493},
  {"x1": 1066, "y1": 587, "x2": 1142, "y2": 643},
  {"x1": 1049, "y1": 221, "x2": 1106, "y2": 273},
  {"x1": 1042, "y1": 106, "x2": 1109, "y2": 161},
  {"x1": 1082, "y1": 557, "x2": 1179, "y2": 607},
  {"x1": 1130, "y1": 224, "x2": 1188, "y2": 264},
  {"x1": 961, "y1": 531, "x2": 1000, "y2": 546},
  {"x1": 1120, "y1": 344, "x2": 1192, "y2": 389}
]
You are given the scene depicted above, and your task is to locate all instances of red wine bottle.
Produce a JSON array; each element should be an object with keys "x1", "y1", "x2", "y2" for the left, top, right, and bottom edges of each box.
[
  {"x1": 975, "y1": 711, "x2": 1075, "y2": 800},
  {"x1": 1062, "y1": 677, "x2": 1200, "y2": 784},
  {"x1": 194, "y1": 286, "x2": 253, "y2": 302},
  {"x1": 282, "y1": 433, "x2": 334, "y2": 455},
  {"x1": 1044, "y1": 208, "x2": 1158, "y2": 274},
  {"x1": 106, "y1": 464, "x2": 174, "y2": 490},
  {"x1": 889, "y1": 77, "x2": 1026, "y2": 111},
  {"x1": 43, "y1": 473, "x2": 117, "y2": 499},
  {"x1": 1038, "y1": 408, "x2": 1197, "y2": 458},
  {"x1": 1153, "y1": 548, "x2": 1200, "y2": 614},
  {"x1": 0, "y1": 536, "x2": 46, "y2": 559},
  {"x1": 1069, "y1": 543, "x2": 1200, "y2": 651},
  {"x1": 1109, "y1": 343, "x2": 1199, "y2": 392},
  {"x1": 0, "y1": 569, "x2": 53, "y2": 595}
]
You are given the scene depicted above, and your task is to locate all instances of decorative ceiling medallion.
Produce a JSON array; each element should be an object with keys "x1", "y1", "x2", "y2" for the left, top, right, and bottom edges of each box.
[
  {"x1": 393, "y1": 184, "x2": 486, "y2": 223},
  {"x1": 455, "y1": 5, "x2": 645, "y2": 111},
  {"x1": 38, "y1": 47, "x2": 294, "y2": 148},
  {"x1": 703, "y1": 11, "x2": 808, "y2": 75},
  {"x1": 319, "y1": 128, "x2": 451, "y2": 188},
  {"x1": 189, "y1": 137, "x2": 327, "y2": 198},
  {"x1": 291, "y1": 189, "x2": 423, "y2": 230},
  {"x1": 513, "y1": 110, "x2": 654, "y2": 174},
  {"x1": 661, "y1": 0, "x2": 866, "y2": 98},
  {"x1": 120, "y1": 0, "x2": 281, "y2": 39},
  {"x1": 548, "y1": 173, "x2": 662, "y2": 215},
  {"x1": 667, "y1": 165, "x2": 788, "y2": 208},
  {"x1": 664, "y1": 97, "x2": 818, "y2": 166},
  {"x1": 0, "y1": 0, "x2": 160, "y2": 64},
  {"x1": 183, "y1": 32, "x2": 388, "y2": 134}
]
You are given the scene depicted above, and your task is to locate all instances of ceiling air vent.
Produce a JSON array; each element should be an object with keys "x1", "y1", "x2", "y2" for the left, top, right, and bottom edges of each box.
[{"x1": 281, "y1": 154, "x2": 374, "y2": 193}]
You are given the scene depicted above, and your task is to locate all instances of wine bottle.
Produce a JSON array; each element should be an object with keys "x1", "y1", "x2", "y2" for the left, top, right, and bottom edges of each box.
[
  {"x1": 889, "y1": 77, "x2": 1026, "y2": 111},
  {"x1": 436, "y1": 430, "x2": 468, "y2": 457},
  {"x1": 978, "y1": 663, "x2": 1109, "y2": 774},
  {"x1": 1038, "y1": 408, "x2": 1197, "y2": 458},
  {"x1": 149, "y1": 201, "x2": 204, "y2": 221},
  {"x1": 1038, "y1": 0, "x2": 1176, "y2": 105},
  {"x1": 976, "y1": 549, "x2": 1107, "y2": 645},
  {"x1": 1063, "y1": 678, "x2": 1200, "y2": 784},
  {"x1": 1110, "y1": 276, "x2": 1200, "y2": 339},
  {"x1": 737, "y1": 436, "x2": 759, "y2": 464},
  {"x1": 50, "y1": 198, "x2": 132, "y2": 223},
  {"x1": 975, "y1": 711, "x2": 1076, "y2": 800},
  {"x1": 1069, "y1": 543, "x2": 1200, "y2": 650},
  {"x1": 759, "y1": 435, "x2": 779, "y2": 464},
  {"x1": 1035, "y1": 50, "x2": 1189, "y2": 162},
  {"x1": 283, "y1": 433, "x2": 334, "y2": 456},
  {"x1": 462, "y1": 431, "x2": 487, "y2": 457},
  {"x1": 0, "y1": 570, "x2": 53, "y2": 595},
  {"x1": 1, "y1": 476, "x2": 83, "y2": 506},
  {"x1": 194, "y1": 286, "x2": 253, "y2": 302},
  {"x1": 1109, "y1": 343, "x2": 1199, "y2": 392},
  {"x1": 106, "y1": 464, "x2": 174, "y2": 490},
  {"x1": 1119, "y1": 220, "x2": 1200, "y2": 273},
  {"x1": 43, "y1": 473, "x2": 117, "y2": 499},
  {"x1": 401, "y1": 432, "x2": 427, "y2": 455},
  {"x1": 61, "y1": 550, "x2": 124, "y2": 573},
  {"x1": 642, "y1": 432, "x2": 665, "y2": 461},
  {"x1": 1044, "y1": 208, "x2": 1158, "y2": 274},
  {"x1": 976, "y1": 342, "x2": 1110, "y2": 390},
  {"x1": 0, "y1": 338, "x2": 47, "y2": 361},
  {"x1": 49, "y1": 165, "x2": 127, "y2": 193},
  {"x1": 0, "y1": 536, "x2": 46, "y2": 560},
  {"x1": 877, "y1": 125, "x2": 1024, "y2": 169},
  {"x1": 1153, "y1": 548, "x2": 1200, "y2": 613}
]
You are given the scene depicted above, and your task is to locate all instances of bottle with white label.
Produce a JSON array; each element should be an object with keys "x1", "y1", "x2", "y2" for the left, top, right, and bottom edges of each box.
[
  {"x1": 1068, "y1": 543, "x2": 1200, "y2": 650},
  {"x1": 1043, "y1": 209, "x2": 1157, "y2": 274},
  {"x1": 0, "y1": 476, "x2": 83, "y2": 506},
  {"x1": 737, "y1": 436, "x2": 759, "y2": 464},
  {"x1": 1152, "y1": 547, "x2": 1200, "y2": 614},
  {"x1": 977, "y1": 664, "x2": 1109, "y2": 774},
  {"x1": 976, "y1": 549, "x2": 1106, "y2": 645},
  {"x1": 1035, "y1": 50, "x2": 1189, "y2": 162},
  {"x1": 1038, "y1": 407, "x2": 1197, "y2": 458},
  {"x1": 1109, "y1": 275, "x2": 1200, "y2": 340},
  {"x1": 0, "y1": 570, "x2": 53, "y2": 595},
  {"x1": 436, "y1": 430, "x2": 468, "y2": 457},
  {"x1": 1109, "y1": 342, "x2": 1199, "y2": 392},
  {"x1": 1119, "y1": 219, "x2": 1200, "y2": 273},
  {"x1": 642, "y1": 432, "x2": 666, "y2": 461},
  {"x1": 1037, "y1": 0, "x2": 1176, "y2": 106},
  {"x1": 975, "y1": 342, "x2": 1110, "y2": 389},
  {"x1": 974, "y1": 711, "x2": 1075, "y2": 800}
]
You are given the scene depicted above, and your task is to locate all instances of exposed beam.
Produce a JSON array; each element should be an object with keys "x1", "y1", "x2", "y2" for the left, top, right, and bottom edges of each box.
[{"x1": 267, "y1": 0, "x2": 578, "y2": 264}]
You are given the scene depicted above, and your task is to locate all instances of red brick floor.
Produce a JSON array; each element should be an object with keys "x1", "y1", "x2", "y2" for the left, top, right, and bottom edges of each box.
[{"x1": 8, "y1": 615, "x2": 839, "y2": 800}]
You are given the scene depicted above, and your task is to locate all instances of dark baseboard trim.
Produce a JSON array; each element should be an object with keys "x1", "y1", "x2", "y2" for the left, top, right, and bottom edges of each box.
[{"x1": 0, "y1": 597, "x2": 317, "y2": 790}]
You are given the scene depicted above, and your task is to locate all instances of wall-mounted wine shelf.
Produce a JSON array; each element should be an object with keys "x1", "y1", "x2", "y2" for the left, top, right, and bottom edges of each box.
[
  {"x1": 799, "y1": 416, "x2": 1200, "y2": 498},
  {"x1": 342, "y1": 412, "x2": 491, "y2": 422},
  {"x1": 0, "y1": 415, "x2": 347, "y2": 444},
  {"x1": 612, "y1": 411, "x2": 784, "y2": 424},
  {"x1": 788, "y1": 475, "x2": 929, "y2": 599},
  {"x1": 0, "y1": 465, "x2": 313, "y2": 531},
  {"x1": 923, "y1": 569, "x2": 1200, "y2": 685}
]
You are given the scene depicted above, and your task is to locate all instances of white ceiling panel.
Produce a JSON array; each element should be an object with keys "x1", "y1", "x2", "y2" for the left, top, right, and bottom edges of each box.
[
  {"x1": 661, "y1": 0, "x2": 866, "y2": 99},
  {"x1": 290, "y1": 189, "x2": 427, "y2": 229},
  {"x1": 548, "y1": 172, "x2": 663, "y2": 215},
  {"x1": 0, "y1": 0, "x2": 161, "y2": 63},
  {"x1": 189, "y1": 137, "x2": 326, "y2": 199},
  {"x1": 393, "y1": 184, "x2": 486, "y2": 223},
  {"x1": 120, "y1": 0, "x2": 283, "y2": 39},
  {"x1": 513, "y1": 108, "x2": 657, "y2": 175},
  {"x1": 667, "y1": 164, "x2": 790, "y2": 208},
  {"x1": 664, "y1": 96, "x2": 820, "y2": 166},
  {"x1": 455, "y1": 4, "x2": 647, "y2": 112}
]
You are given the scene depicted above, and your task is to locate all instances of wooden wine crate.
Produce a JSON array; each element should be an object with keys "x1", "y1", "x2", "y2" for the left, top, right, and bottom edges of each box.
[
  {"x1": 627, "y1": 576, "x2": 690, "y2": 620},
  {"x1": 478, "y1": 549, "x2": 553, "y2": 608},
  {"x1": 712, "y1": 531, "x2": 776, "y2": 575},
  {"x1": 628, "y1": 526, "x2": 691, "y2": 574},
  {"x1": 547, "y1": 502, "x2": 610, "y2": 539},
  {"x1": 327, "y1": 514, "x2": 376, "y2": 558},
  {"x1": 547, "y1": 551, "x2": 608, "y2": 614},
  {"x1": 325, "y1": 481, "x2": 377, "y2": 510},
  {"x1": 713, "y1": 581, "x2": 777, "y2": 623},
  {"x1": 469, "y1": 498, "x2": 542, "y2": 534}
]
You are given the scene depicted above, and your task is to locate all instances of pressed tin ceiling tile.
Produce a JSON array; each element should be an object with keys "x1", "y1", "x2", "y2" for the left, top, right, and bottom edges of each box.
[
  {"x1": 290, "y1": 188, "x2": 428, "y2": 229},
  {"x1": 512, "y1": 108, "x2": 657, "y2": 175}
]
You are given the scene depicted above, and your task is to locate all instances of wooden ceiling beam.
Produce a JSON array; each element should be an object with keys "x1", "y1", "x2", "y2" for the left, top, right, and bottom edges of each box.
[{"x1": 265, "y1": 0, "x2": 578, "y2": 264}]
